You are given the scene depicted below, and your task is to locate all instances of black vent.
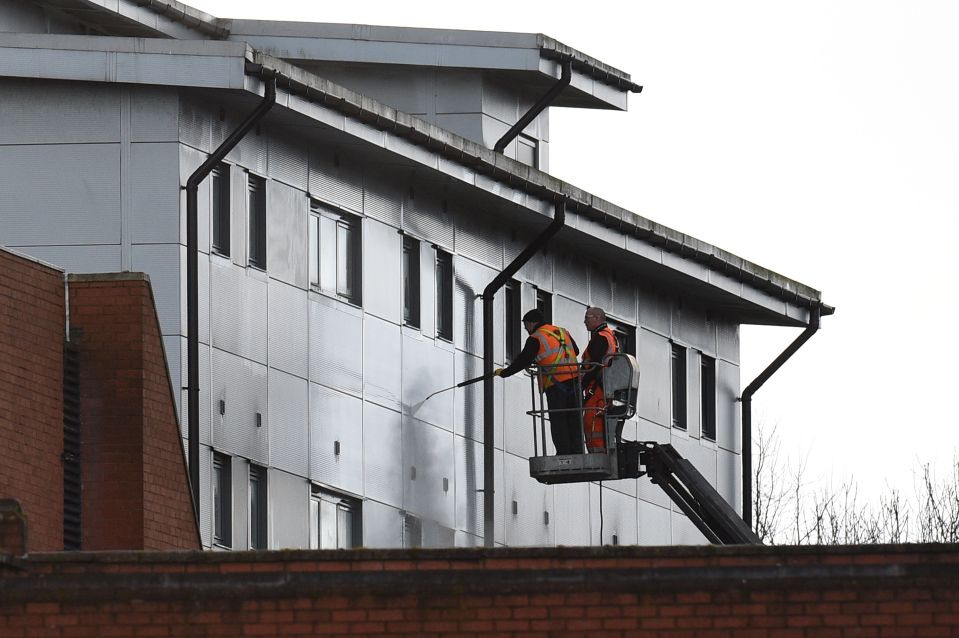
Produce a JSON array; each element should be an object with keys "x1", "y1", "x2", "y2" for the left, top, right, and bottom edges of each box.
[{"x1": 62, "y1": 341, "x2": 82, "y2": 550}]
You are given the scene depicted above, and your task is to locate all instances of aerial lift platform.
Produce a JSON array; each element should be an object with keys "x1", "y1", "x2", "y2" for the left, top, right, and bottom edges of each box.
[{"x1": 527, "y1": 354, "x2": 760, "y2": 545}]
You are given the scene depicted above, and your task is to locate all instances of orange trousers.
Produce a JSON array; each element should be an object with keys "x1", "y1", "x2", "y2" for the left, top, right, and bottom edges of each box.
[{"x1": 583, "y1": 388, "x2": 606, "y2": 453}]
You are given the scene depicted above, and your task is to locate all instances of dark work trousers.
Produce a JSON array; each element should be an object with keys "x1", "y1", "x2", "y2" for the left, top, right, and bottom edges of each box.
[{"x1": 545, "y1": 379, "x2": 584, "y2": 455}]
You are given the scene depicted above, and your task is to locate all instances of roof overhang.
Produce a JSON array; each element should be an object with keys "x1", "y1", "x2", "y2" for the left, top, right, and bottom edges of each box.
[
  {"x1": 222, "y1": 21, "x2": 641, "y2": 111},
  {"x1": 0, "y1": 34, "x2": 829, "y2": 327},
  {"x1": 33, "y1": 0, "x2": 225, "y2": 39}
]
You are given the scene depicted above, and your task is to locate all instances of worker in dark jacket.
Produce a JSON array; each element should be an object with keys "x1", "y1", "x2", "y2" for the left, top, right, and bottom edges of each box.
[
  {"x1": 581, "y1": 307, "x2": 618, "y2": 452},
  {"x1": 494, "y1": 309, "x2": 582, "y2": 455}
]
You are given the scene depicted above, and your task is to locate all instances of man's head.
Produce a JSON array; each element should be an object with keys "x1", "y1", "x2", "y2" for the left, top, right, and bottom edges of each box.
[
  {"x1": 522, "y1": 308, "x2": 544, "y2": 334},
  {"x1": 584, "y1": 307, "x2": 606, "y2": 332}
]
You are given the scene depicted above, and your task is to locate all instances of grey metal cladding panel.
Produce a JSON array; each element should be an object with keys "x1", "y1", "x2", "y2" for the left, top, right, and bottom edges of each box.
[
  {"x1": 229, "y1": 163, "x2": 248, "y2": 267},
  {"x1": 267, "y1": 279, "x2": 309, "y2": 379},
  {"x1": 670, "y1": 436, "x2": 718, "y2": 488},
  {"x1": 454, "y1": 350, "x2": 503, "y2": 446},
  {"x1": 612, "y1": 277, "x2": 638, "y2": 324},
  {"x1": 637, "y1": 500, "x2": 671, "y2": 546},
  {"x1": 268, "y1": 134, "x2": 308, "y2": 191},
  {"x1": 17, "y1": 245, "x2": 120, "y2": 274},
  {"x1": 130, "y1": 243, "x2": 181, "y2": 336},
  {"x1": 268, "y1": 368, "x2": 309, "y2": 477},
  {"x1": 504, "y1": 452, "x2": 553, "y2": 547},
  {"x1": 637, "y1": 287, "x2": 671, "y2": 337},
  {"x1": 590, "y1": 485, "x2": 638, "y2": 547},
  {"x1": 672, "y1": 510, "x2": 709, "y2": 545},
  {"x1": 309, "y1": 299, "x2": 363, "y2": 396},
  {"x1": 177, "y1": 340, "x2": 211, "y2": 446},
  {"x1": 637, "y1": 329, "x2": 670, "y2": 427},
  {"x1": 422, "y1": 521, "x2": 456, "y2": 549},
  {"x1": 401, "y1": 333, "x2": 454, "y2": 431},
  {"x1": 674, "y1": 305, "x2": 715, "y2": 354},
  {"x1": 0, "y1": 79, "x2": 119, "y2": 144},
  {"x1": 363, "y1": 174, "x2": 402, "y2": 227},
  {"x1": 230, "y1": 458, "x2": 250, "y2": 550},
  {"x1": 131, "y1": 143, "x2": 180, "y2": 244},
  {"x1": 178, "y1": 98, "x2": 210, "y2": 152},
  {"x1": 310, "y1": 383, "x2": 364, "y2": 495},
  {"x1": 211, "y1": 262, "x2": 268, "y2": 363},
  {"x1": 403, "y1": 418, "x2": 455, "y2": 528},
  {"x1": 510, "y1": 241, "x2": 551, "y2": 290},
  {"x1": 211, "y1": 347, "x2": 269, "y2": 464},
  {"x1": 717, "y1": 320, "x2": 740, "y2": 364},
  {"x1": 363, "y1": 403, "x2": 404, "y2": 508},
  {"x1": 131, "y1": 87, "x2": 178, "y2": 143},
  {"x1": 199, "y1": 444, "x2": 212, "y2": 547},
  {"x1": 504, "y1": 373, "x2": 537, "y2": 457},
  {"x1": 179, "y1": 144, "x2": 209, "y2": 251},
  {"x1": 717, "y1": 360, "x2": 741, "y2": 453},
  {"x1": 363, "y1": 316, "x2": 402, "y2": 412},
  {"x1": 362, "y1": 500, "x2": 404, "y2": 549},
  {"x1": 266, "y1": 180, "x2": 308, "y2": 289},
  {"x1": 309, "y1": 149, "x2": 362, "y2": 214},
  {"x1": 0, "y1": 144, "x2": 120, "y2": 246},
  {"x1": 404, "y1": 188, "x2": 454, "y2": 250},
  {"x1": 589, "y1": 264, "x2": 613, "y2": 311},
  {"x1": 716, "y1": 447, "x2": 742, "y2": 514},
  {"x1": 686, "y1": 349, "x2": 701, "y2": 438},
  {"x1": 553, "y1": 249, "x2": 588, "y2": 303},
  {"x1": 419, "y1": 245, "x2": 435, "y2": 338},
  {"x1": 454, "y1": 208, "x2": 503, "y2": 269},
  {"x1": 552, "y1": 295, "x2": 588, "y2": 351},
  {"x1": 454, "y1": 434, "x2": 484, "y2": 538},
  {"x1": 455, "y1": 531, "x2": 483, "y2": 548},
  {"x1": 233, "y1": 128, "x2": 268, "y2": 176},
  {"x1": 551, "y1": 482, "x2": 591, "y2": 547},
  {"x1": 270, "y1": 468, "x2": 310, "y2": 550},
  {"x1": 362, "y1": 218, "x2": 401, "y2": 325},
  {"x1": 453, "y1": 256, "x2": 498, "y2": 358}
]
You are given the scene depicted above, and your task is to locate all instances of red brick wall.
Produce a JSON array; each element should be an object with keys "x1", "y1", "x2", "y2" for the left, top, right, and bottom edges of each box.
[
  {"x1": 1, "y1": 545, "x2": 957, "y2": 637},
  {"x1": 0, "y1": 249, "x2": 64, "y2": 552},
  {"x1": 68, "y1": 274, "x2": 199, "y2": 551}
]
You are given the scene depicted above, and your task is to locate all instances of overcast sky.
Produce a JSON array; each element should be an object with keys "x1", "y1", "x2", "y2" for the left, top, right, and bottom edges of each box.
[{"x1": 191, "y1": 0, "x2": 959, "y2": 501}]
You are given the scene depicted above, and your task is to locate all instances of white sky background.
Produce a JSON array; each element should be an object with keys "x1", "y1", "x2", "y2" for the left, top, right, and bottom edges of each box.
[{"x1": 192, "y1": 0, "x2": 959, "y2": 501}]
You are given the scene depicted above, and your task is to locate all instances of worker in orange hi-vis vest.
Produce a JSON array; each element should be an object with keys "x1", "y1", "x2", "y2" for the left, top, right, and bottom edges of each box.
[
  {"x1": 581, "y1": 307, "x2": 618, "y2": 453},
  {"x1": 494, "y1": 309, "x2": 582, "y2": 455}
]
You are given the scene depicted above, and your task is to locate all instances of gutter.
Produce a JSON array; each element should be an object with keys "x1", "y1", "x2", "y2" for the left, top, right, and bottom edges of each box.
[
  {"x1": 739, "y1": 305, "x2": 823, "y2": 527},
  {"x1": 183, "y1": 76, "x2": 276, "y2": 513}
]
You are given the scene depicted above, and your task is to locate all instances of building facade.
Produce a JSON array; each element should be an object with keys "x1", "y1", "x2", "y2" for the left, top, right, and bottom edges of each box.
[{"x1": 0, "y1": 0, "x2": 827, "y2": 550}]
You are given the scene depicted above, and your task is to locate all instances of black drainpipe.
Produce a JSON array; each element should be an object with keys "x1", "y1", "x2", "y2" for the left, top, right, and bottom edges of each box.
[
  {"x1": 493, "y1": 61, "x2": 571, "y2": 154},
  {"x1": 740, "y1": 304, "x2": 821, "y2": 528},
  {"x1": 185, "y1": 76, "x2": 276, "y2": 512},
  {"x1": 482, "y1": 199, "x2": 566, "y2": 547}
]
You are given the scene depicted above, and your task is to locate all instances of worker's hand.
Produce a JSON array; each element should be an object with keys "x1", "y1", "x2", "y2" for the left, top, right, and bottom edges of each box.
[{"x1": 493, "y1": 368, "x2": 504, "y2": 377}]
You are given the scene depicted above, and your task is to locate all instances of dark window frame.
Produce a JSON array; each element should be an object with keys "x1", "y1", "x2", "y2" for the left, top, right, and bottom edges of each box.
[
  {"x1": 605, "y1": 317, "x2": 636, "y2": 358},
  {"x1": 435, "y1": 248, "x2": 453, "y2": 342},
  {"x1": 403, "y1": 235, "x2": 421, "y2": 328},
  {"x1": 700, "y1": 354, "x2": 717, "y2": 441},
  {"x1": 671, "y1": 343, "x2": 687, "y2": 430},
  {"x1": 212, "y1": 452, "x2": 232, "y2": 548},
  {"x1": 212, "y1": 162, "x2": 231, "y2": 257},
  {"x1": 504, "y1": 279, "x2": 522, "y2": 363},
  {"x1": 310, "y1": 486, "x2": 362, "y2": 550},
  {"x1": 247, "y1": 173, "x2": 267, "y2": 270},
  {"x1": 249, "y1": 464, "x2": 268, "y2": 550},
  {"x1": 534, "y1": 287, "x2": 552, "y2": 325},
  {"x1": 310, "y1": 199, "x2": 363, "y2": 306}
]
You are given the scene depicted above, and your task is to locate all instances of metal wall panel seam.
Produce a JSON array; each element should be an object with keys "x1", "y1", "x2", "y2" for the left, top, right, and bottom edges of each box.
[{"x1": 120, "y1": 89, "x2": 132, "y2": 270}]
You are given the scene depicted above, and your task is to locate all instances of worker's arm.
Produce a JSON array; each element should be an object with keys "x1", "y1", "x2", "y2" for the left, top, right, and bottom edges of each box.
[
  {"x1": 581, "y1": 334, "x2": 610, "y2": 387},
  {"x1": 497, "y1": 336, "x2": 539, "y2": 378}
]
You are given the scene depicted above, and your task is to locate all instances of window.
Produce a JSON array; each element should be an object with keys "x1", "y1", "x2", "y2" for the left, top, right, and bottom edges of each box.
[
  {"x1": 701, "y1": 355, "x2": 716, "y2": 441},
  {"x1": 517, "y1": 134, "x2": 538, "y2": 169},
  {"x1": 505, "y1": 280, "x2": 522, "y2": 362},
  {"x1": 671, "y1": 343, "x2": 687, "y2": 430},
  {"x1": 248, "y1": 173, "x2": 266, "y2": 269},
  {"x1": 310, "y1": 200, "x2": 362, "y2": 305},
  {"x1": 403, "y1": 235, "x2": 421, "y2": 328},
  {"x1": 249, "y1": 464, "x2": 268, "y2": 550},
  {"x1": 212, "y1": 163, "x2": 230, "y2": 256},
  {"x1": 606, "y1": 318, "x2": 636, "y2": 357},
  {"x1": 309, "y1": 487, "x2": 361, "y2": 549},
  {"x1": 435, "y1": 249, "x2": 453, "y2": 341},
  {"x1": 212, "y1": 452, "x2": 232, "y2": 547},
  {"x1": 535, "y1": 287, "x2": 552, "y2": 324}
]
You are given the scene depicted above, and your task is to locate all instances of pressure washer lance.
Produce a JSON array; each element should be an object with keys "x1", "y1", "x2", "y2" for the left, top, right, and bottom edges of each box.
[{"x1": 410, "y1": 373, "x2": 495, "y2": 414}]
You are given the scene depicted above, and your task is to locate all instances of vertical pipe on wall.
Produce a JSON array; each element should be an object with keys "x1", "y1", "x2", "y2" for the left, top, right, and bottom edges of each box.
[
  {"x1": 740, "y1": 305, "x2": 821, "y2": 528},
  {"x1": 184, "y1": 76, "x2": 276, "y2": 516},
  {"x1": 482, "y1": 200, "x2": 565, "y2": 547}
]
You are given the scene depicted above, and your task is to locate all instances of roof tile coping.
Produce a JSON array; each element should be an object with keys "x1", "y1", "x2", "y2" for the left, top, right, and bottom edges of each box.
[{"x1": 251, "y1": 49, "x2": 823, "y2": 309}]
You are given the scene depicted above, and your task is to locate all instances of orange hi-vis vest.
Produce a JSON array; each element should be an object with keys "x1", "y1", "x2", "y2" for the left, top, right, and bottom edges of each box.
[
  {"x1": 531, "y1": 324, "x2": 578, "y2": 390},
  {"x1": 582, "y1": 326, "x2": 618, "y2": 387}
]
